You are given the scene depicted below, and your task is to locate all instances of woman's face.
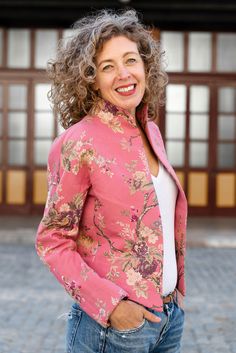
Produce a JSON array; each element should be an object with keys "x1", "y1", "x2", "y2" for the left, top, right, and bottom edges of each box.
[{"x1": 94, "y1": 36, "x2": 146, "y2": 116}]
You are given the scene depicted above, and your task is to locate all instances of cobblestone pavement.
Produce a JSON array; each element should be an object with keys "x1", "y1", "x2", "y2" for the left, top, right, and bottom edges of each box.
[{"x1": 0, "y1": 244, "x2": 235, "y2": 353}]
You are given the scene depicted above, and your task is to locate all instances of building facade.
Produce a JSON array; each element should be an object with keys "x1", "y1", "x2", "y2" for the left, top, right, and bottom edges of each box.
[{"x1": 0, "y1": 1, "x2": 236, "y2": 216}]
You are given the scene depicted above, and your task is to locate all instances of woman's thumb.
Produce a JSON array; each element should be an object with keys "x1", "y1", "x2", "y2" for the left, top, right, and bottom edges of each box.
[{"x1": 143, "y1": 309, "x2": 161, "y2": 323}]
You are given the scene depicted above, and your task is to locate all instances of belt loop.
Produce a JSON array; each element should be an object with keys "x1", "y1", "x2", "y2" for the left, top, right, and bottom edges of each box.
[{"x1": 162, "y1": 289, "x2": 177, "y2": 305}]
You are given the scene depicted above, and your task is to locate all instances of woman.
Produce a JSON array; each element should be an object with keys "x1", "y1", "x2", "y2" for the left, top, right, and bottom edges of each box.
[{"x1": 35, "y1": 9, "x2": 188, "y2": 353}]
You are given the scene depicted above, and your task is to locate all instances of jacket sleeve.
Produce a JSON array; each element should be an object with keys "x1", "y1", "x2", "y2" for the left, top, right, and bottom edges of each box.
[{"x1": 35, "y1": 135, "x2": 128, "y2": 327}]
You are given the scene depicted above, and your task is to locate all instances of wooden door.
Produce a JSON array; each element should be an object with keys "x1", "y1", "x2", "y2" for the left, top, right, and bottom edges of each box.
[{"x1": 163, "y1": 82, "x2": 236, "y2": 216}]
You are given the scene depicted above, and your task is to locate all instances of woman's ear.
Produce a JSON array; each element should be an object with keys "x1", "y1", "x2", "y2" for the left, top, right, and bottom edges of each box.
[
  {"x1": 93, "y1": 81, "x2": 99, "y2": 91},
  {"x1": 91, "y1": 83, "x2": 101, "y2": 97}
]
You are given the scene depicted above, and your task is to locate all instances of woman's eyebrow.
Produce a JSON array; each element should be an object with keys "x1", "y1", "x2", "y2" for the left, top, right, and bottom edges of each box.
[{"x1": 98, "y1": 51, "x2": 139, "y2": 67}]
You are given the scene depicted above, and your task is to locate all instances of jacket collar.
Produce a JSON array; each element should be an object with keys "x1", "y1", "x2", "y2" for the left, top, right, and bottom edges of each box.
[{"x1": 90, "y1": 98, "x2": 149, "y2": 130}]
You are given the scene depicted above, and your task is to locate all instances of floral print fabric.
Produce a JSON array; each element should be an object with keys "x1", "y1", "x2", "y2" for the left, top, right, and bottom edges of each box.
[{"x1": 35, "y1": 99, "x2": 188, "y2": 327}]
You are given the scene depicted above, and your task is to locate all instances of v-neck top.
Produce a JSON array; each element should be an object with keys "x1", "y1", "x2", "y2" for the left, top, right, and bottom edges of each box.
[{"x1": 151, "y1": 162, "x2": 178, "y2": 296}]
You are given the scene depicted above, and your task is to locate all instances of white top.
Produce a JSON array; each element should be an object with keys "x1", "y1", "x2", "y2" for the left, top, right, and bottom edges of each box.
[{"x1": 151, "y1": 162, "x2": 178, "y2": 296}]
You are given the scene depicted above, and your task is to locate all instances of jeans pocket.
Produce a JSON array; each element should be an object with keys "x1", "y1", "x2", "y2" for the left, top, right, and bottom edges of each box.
[
  {"x1": 174, "y1": 301, "x2": 185, "y2": 315},
  {"x1": 109, "y1": 319, "x2": 146, "y2": 335},
  {"x1": 66, "y1": 304, "x2": 82, "y2": 353}
]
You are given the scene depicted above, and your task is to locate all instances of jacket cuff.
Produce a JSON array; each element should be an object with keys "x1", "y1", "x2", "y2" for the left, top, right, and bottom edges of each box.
[{"x1": 79, "y1": 279, "x2": 129, "y2": 327}]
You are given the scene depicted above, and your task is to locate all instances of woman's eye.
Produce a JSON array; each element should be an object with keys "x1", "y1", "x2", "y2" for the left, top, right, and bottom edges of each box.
[
  {"x1": 126, "y1": 58, "x2": 136, "y2": 64},
  {"x1": 102, "y1": 65, "x2": 113, "y2": 71}
]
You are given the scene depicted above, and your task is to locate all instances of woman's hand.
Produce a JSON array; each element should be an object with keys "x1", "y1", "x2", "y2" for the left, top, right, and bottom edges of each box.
[{"x1": 108, "y1": 299, "x2": 161, "y2": 331}]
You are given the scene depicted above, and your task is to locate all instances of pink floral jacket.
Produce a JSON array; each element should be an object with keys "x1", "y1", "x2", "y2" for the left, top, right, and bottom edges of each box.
[{"x1": 35, "y1": 99, "x2": 188, "y2": 327}]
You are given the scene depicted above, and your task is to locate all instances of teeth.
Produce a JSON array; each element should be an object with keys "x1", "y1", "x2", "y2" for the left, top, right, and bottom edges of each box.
[{"x1": 116, "y1": 85, "x2": 135, "y2": 92}]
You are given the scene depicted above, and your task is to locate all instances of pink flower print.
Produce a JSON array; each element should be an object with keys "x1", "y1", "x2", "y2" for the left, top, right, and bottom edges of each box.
[
  {"x1": 132, "y1": 241, "x2": 148, "y2": 257},
  {"x1": 130, "y1": 206, "x2": 139, "y2": 222},
  {"x1": 137, "y1": 259, "x2": 158, "y2": 278},
  {"x1": 62, "y1": 276, "x2": 84, "y2": 303}
]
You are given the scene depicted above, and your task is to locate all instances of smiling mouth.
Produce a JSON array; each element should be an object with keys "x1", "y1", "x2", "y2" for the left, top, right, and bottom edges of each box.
[{"x1": 115, "y1": 84, "x2": 136, "y2": 93}]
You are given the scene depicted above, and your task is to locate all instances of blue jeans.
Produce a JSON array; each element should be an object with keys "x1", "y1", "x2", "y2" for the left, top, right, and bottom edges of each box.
[{"x1": 66, "y1": 300, "x2": 185, "y2": 353}]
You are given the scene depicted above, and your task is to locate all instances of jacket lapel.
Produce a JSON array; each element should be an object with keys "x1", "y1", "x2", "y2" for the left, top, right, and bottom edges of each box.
[{"x1": 145, "y1": 122, "x2": 187, "y2": 205}]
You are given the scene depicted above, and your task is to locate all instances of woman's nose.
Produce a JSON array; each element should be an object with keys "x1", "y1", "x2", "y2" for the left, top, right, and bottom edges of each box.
[{"x1": 117, "y1": 65, "x2": 131, "y2": 79}]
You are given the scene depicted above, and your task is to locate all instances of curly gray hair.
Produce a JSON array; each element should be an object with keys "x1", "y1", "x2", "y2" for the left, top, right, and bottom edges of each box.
[{"x1": 47, "y1": 9, "x2": 168, "y2": 129}]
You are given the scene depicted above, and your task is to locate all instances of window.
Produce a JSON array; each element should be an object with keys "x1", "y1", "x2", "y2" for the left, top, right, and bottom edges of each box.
[
  {"x1": 7, "y1": 84, "x2": 28, "y2": 166},
  {"x1": 166, "y1": 84, "x2": 187, "y2": 167},
  {"x1": 7, "y1": 30, "x2": 30, "y2": 68},
  {"x1": 161, "y1": 32, "x2": 184, "y2": 72},
  {"x1": 217, "y1": 87, "x2": 236, "y2": 168},
  {"x1": 188, "y1": 33, "x2": 212, "y2": 72},
  {"x1": 161, "y1": 31, "x2": 236, "y2": 73},
  {"x1": 0, "y1": 29, "x2": 3, "y2": 67},
  {"x1": 217, "y1": 34, "x2": 236, "y2": 72},
  {"x1": 34, "y1": 83, "x2": 54, "y2": 165},
  {"x1": 35, "y1": 30, "x2": 58, "y2": 68}
]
